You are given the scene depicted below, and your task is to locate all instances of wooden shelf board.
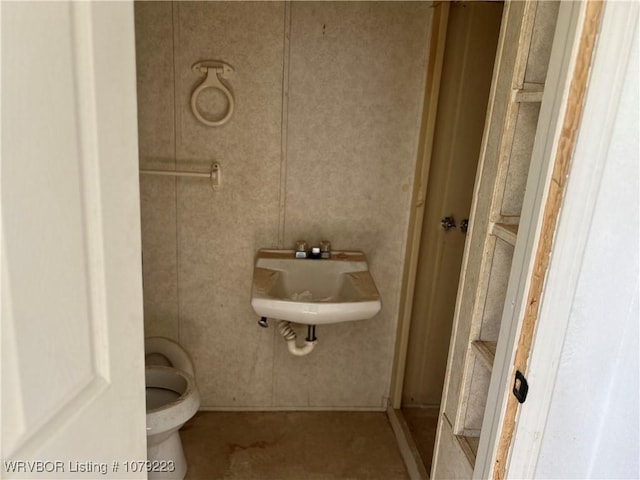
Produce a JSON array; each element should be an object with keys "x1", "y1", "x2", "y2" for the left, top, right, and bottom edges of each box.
[
  {"x1": 491, "y1": 222, "x2": 519, "y2": 245},
  {"x1": 471, "y1": 340, "x2": 497, "y2": 371},
  {"x1": 455, "y1": 434, "x2": 480, "y2": 467},
  {"x1": 514, "y1": 83, "x2": 545, "y2": 103}
]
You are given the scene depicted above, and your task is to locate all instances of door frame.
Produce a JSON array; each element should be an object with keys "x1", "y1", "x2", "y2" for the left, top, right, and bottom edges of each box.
[
  {"x1": 490, "y1": 2, "x2": 635, "y2": 477},
  {"x1": 390, "y1": 1, "x2": 450, "y2": 410}
]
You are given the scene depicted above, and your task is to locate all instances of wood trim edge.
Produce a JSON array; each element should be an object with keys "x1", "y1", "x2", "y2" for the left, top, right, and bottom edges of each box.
[
  {"x1": 391, "y1": 2, "x2": 450, "y2": 408},
  {"x1": 387, "y1": 406, "x2": 430, "y2": 480},
  {"x1": 492, "y1": 2, "x2": 605, "y2": 478}
]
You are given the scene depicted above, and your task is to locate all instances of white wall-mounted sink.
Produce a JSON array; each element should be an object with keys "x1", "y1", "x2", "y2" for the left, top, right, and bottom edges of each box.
[{"x1": 251, "y1": 249, "x2": 382, "y2": 325}]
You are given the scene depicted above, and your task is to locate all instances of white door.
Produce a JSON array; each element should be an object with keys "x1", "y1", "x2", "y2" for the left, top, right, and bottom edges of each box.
[{"x1": 2, "y1": 2, "x2": 146, "y2": 478}]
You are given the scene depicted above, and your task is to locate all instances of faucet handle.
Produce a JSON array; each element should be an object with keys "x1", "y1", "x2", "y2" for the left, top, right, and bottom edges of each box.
[
  {"x1": 295, "y1": 240, "x2": 308, "y2": 258},
  {"x1": 320, "y1": 240, "x2": 331, "y2": 259}
]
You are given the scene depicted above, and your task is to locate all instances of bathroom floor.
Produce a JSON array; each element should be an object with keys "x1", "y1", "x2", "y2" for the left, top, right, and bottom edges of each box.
[{"x1": 181, "y1": 411, "x2": 409, "y2": 479}]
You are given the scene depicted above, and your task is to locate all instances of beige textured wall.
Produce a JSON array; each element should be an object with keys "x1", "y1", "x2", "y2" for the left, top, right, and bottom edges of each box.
[{"x1": 136, "y1": 1, "x2": 431, "y2": 409}]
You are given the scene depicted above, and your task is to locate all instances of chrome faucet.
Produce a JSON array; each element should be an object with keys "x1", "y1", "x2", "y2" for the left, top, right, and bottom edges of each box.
[{"x1": 294, "y1": 240, "x2": 331, "y2": 259}]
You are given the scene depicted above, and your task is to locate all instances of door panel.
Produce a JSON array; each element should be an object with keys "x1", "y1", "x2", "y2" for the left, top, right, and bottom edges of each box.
[
  {"x1": 402, "y1": 1, "x2": 503, "y2": 406},
  {"x1": 2, "y1": 2, "x2": 146, "y2": 476}
]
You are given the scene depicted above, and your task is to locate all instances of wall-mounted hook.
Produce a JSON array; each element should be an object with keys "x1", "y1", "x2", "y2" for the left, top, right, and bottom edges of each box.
[
  {"x1": 210, "y1": 162, "x2": 222, "y2": 191},
  {"x1": 191, "y1": 61, "x2": 235, "y2": 127}
]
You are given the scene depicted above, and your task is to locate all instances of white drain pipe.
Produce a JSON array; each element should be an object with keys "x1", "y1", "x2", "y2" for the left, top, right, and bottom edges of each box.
[{"x1": 277, "y1": 321, "x2": 317, "y2": 356}]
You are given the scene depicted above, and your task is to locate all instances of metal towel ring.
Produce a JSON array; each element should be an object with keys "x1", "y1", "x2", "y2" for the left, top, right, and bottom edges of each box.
[{"x1": 190, "y1": 61, "x2": 235, "y2": 127}]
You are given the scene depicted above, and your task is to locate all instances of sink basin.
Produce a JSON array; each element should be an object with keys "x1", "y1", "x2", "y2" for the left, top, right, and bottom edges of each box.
[{"x1": 251, "y1": 249, "x2": 382, "y2": 325}]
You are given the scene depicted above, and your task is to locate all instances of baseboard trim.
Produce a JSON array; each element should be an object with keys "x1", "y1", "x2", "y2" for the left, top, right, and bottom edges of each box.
[
  {"x1": 197, "y1": 406, "x2": 387, "y2": 412},
  {"x1": 387, "y1": 406, "x2": 429, "y2": 480}
]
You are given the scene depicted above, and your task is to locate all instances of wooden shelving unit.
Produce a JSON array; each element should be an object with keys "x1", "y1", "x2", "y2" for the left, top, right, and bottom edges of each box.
[{"x1": 431, "y1": 2, "x2": 561, "y2": 478}]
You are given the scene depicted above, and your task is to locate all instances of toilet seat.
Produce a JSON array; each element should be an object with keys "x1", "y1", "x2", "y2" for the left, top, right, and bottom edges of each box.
[
  {"x1": 145, "y1": 365, "x2": 200, "y2": 436},
  {"x1": 145, "y1": 337, "x2": 195, "y2": 376}
]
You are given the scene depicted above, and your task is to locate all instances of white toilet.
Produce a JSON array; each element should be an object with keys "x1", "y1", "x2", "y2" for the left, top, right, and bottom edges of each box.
[{"x1": 145, "y1": 337, "x2": 200, "y2": 480}]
